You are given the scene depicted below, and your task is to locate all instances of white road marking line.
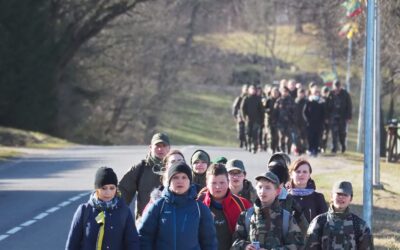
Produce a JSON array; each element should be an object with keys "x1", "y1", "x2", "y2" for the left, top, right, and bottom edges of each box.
[
  {"x1": 0, "y1": 235, "x2": 9, "y2": 241},
  {"x1": 20, "y1": 220, "x2": 36, "y2": 227},
  {"x1": 46, "y1": 207, "x2": 60, "y2": 213},
  {"x1": 58, "y1": 201, "x2": 71, "y2": 207},
  {"x1": 34, "y1": 212, "x2": 48, "y2": 220},
  {"x1": 6, "y1": 227, "x2": 21, "y2": 234},
  {"x1": 0, "y1": 192, "x2": 88, "y2": 241},
  {"x1": 69, "y1": 195, "x2": 81, "y2": 201},
  {"x1": 79, "y1": 192, "x2": 90, "y2": 197}
]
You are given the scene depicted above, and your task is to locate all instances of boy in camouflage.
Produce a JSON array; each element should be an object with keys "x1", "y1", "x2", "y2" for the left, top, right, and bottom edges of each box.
[
  {"x1": 231, "y1": 171, "x2": 304, "y2": 250},
  {"x1": 226, "y1": 159, "x2": 257, "y2": 204},
  {"x1": 305, "y1": 181, "x2": 374, "y2": 249}
]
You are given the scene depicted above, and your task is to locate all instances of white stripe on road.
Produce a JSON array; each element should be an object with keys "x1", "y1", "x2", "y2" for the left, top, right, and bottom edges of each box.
[
  {"x1": 58, "y1": 201, "x2": 71, "y2": 207},
  {"x1": 20, "y1": 220, "x2": 36, "y2": 227},
  {"x1": 69, "y1": 195, "x2": 82, "y2": 201},
  {"x1": 0, "y1": 192, "x2": 88, "y2": 243},
  {"x1": 6, "y1": 227, "x2": 21, "y2": 234},
  {"x1": 46, "y1": 206, "x2": 60, "y2": 213},
  {"x1": 0, "y1": 235, "x2": 9, "y2": 241},
  {"x1": 79, "y1": 192, "x2": 90, "y2": 197},
  {"x1": 34, "y1": 212, "x2": 48, "y2": 220}
]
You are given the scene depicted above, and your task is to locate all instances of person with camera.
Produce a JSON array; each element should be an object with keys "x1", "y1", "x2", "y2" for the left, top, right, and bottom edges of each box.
[{"x1": 119, "y1": 132, "x2": 171, "y2": 223}]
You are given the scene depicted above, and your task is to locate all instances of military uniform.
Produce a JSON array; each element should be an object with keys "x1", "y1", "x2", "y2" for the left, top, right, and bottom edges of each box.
[
  {"x1": 294, "y1": 95, "x2": 308, "y2": 154},
  {"x1": 232, "y1": 198, "x2": 304, "y2": 250},
  {"x1": 305, "y1": 205, "x2": 373, "y2": 250},
  {"x1": 320, "y1": 95, "x2": 330, "y2": 153},
  {"x1": 237, "y1": 179, "x2": 257, "y2": 204},
  {"x1": 326, "y1": 88, "x2": 352, "y2": 153},
  {"x1": 265, "y1": 96, "x2": 279, "y2": 153},
  {"x1": 232, "y1": 93, "x2": 247, "y2": 149},
  {"x1": 241, "y1": 94, "x2": 264, "y2": 153},
  {"x1": 275, "y1": 95, "x2": 295, "y2": 153}
]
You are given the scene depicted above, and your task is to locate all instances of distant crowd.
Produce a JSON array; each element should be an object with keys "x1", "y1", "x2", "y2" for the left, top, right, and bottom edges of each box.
[
  {"x1": 65, "y1": 132, "x2": 373, "y2": 250},
  {"x1": 232, "y1": 79, "x2": 352, "y2": 157}
]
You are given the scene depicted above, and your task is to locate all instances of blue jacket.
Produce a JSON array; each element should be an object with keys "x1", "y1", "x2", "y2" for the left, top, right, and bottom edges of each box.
[
  {"x1": 66, "y1": 195, "x2": 139, "y2": 250},
  {"x1": 139, "y1": 185, "x2": 217, "y2": 250}
]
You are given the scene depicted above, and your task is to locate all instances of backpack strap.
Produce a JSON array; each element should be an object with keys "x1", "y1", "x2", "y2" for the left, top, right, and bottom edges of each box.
[
  {"x1": 231, "y1": 194, "x2": 246, "y2": 211},
  {"x1": 244, "y1": 207, "x2": 290, "y2": 239},
  {"x1": 244, "y1": 207, "x2": 254, "y2": 235},
  {"x1": 317, "y1": 213, "x2": 328, "y2": 239},
  {"x1": 282, "y1": 209, "x2": 290, "y2": 237},
  {"x1": 351, "y1": 214, "x2": 362, "y2": 248},
  {"x1": 135, "y1": 160, "x2": 147, "y2": 190}
]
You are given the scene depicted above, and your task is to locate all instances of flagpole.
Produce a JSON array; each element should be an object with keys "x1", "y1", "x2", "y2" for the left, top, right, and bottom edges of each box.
[
  {"x1": 345, "y1": 38, "x2": 352, "y2": 93},
  {"x1": 363, "y1": 0, "x2": 375, "y2": 230}
]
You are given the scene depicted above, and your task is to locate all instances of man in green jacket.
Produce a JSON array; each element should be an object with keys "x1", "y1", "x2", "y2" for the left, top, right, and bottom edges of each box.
[{"x1": 119, "y1": 132, "x2": 171, "y2": 222}]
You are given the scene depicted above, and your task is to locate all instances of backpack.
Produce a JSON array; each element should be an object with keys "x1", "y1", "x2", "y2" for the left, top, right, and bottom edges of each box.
[{"x1": 244, "y1": 207, "x2": 290, "y2": 238}]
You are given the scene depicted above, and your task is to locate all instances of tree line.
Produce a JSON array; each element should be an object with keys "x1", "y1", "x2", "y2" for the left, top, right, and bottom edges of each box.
[{"x1": 0, "y1": 0, "x2": 399, "y2": 144}]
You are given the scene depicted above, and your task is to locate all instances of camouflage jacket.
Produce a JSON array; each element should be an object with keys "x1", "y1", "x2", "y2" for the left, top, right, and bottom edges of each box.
[
  {"x1": 231, "y1": 198, "x2": 304, "y2": 250},
  {"x1": 237, "y1": 179, "x2": 257, "y2": 204},
  {"x1": 305, "y1": 205, "x2": 374, "y2": 250},
  {"x1": 279, "y1": 189, "x2": 310, "y2": 237}
]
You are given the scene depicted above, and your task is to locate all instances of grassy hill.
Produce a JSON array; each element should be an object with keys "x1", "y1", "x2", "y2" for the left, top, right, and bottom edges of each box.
[
  {"x1": 160, "y1": 85, "x2": 238, "y2": 146},
  {"x1": 0, "y1": 126, "x2": 72, "y2": 159}
]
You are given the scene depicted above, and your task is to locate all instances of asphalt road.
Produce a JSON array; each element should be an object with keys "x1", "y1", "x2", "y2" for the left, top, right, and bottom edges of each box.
[{"x1": 0, "y1": 145, "x2": 274, "y2": 250}]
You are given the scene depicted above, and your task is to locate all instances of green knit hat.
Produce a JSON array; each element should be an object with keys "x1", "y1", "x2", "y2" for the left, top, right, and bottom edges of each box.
[{"x1": 190, "y1": 149, "x2": 210, "y2": 166}]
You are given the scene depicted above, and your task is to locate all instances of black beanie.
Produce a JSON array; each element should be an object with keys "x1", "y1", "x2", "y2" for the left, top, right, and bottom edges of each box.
[
  {"x1": 94, "y1": 167, "x2": 118, "y2": 189},
  {"x1": 167, "y1": 162, "x2": 192, "y2": 185},
  {"x1": 268, "y1": 152, "x2": 291, "y2": 167},
  {"x1": 267, "y1": 161, "x2": 289, "y2": 184}
]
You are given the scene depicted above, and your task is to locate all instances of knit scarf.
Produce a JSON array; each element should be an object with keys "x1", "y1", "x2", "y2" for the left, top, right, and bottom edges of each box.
[
  {"x1": 90, "y1": 192, "x2": 119, "y2": 250},
  {"x1": 147, "y1": 153, "x2": 164, "y2": 175},
  {"x1": 289, "y1": 188, "x2": 314, "y2": 196}
]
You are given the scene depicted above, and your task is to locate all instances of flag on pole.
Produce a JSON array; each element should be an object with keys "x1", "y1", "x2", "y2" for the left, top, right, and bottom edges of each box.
[
  {"x1": 339, "y1": 22, "x2": 359, "y2": 39},
  {"x1": 341, "y1": 0, "x2": 363, "y2": 18},
  {"x1": 320, "y1": 71, "x2": 337, "y2": 87}
]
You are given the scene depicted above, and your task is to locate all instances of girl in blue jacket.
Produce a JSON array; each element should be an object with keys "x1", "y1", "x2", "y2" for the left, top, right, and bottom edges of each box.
[
  {"x1": 66, "y1": 166, "x2": 140, "y2": 250},
  {"x1": 139, "y1": 162, "x2": 217, "y2": 250}
]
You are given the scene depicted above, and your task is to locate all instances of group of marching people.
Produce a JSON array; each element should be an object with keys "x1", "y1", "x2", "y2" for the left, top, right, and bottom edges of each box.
[
  {"x1": 233, "y1": 78, "x2": 352, "y2": 157},
  {"x1": 66, "y1": 133, "x2": 373, "y2": 250}
]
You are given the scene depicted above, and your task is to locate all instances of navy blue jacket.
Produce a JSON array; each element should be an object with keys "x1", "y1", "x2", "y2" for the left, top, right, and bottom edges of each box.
[
  {"x1": 139, "y1": 185, "x2": 217, "y2": 250},
  {"x1": 65, "y1": 195, "x2": 139, "y2": 250}
]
